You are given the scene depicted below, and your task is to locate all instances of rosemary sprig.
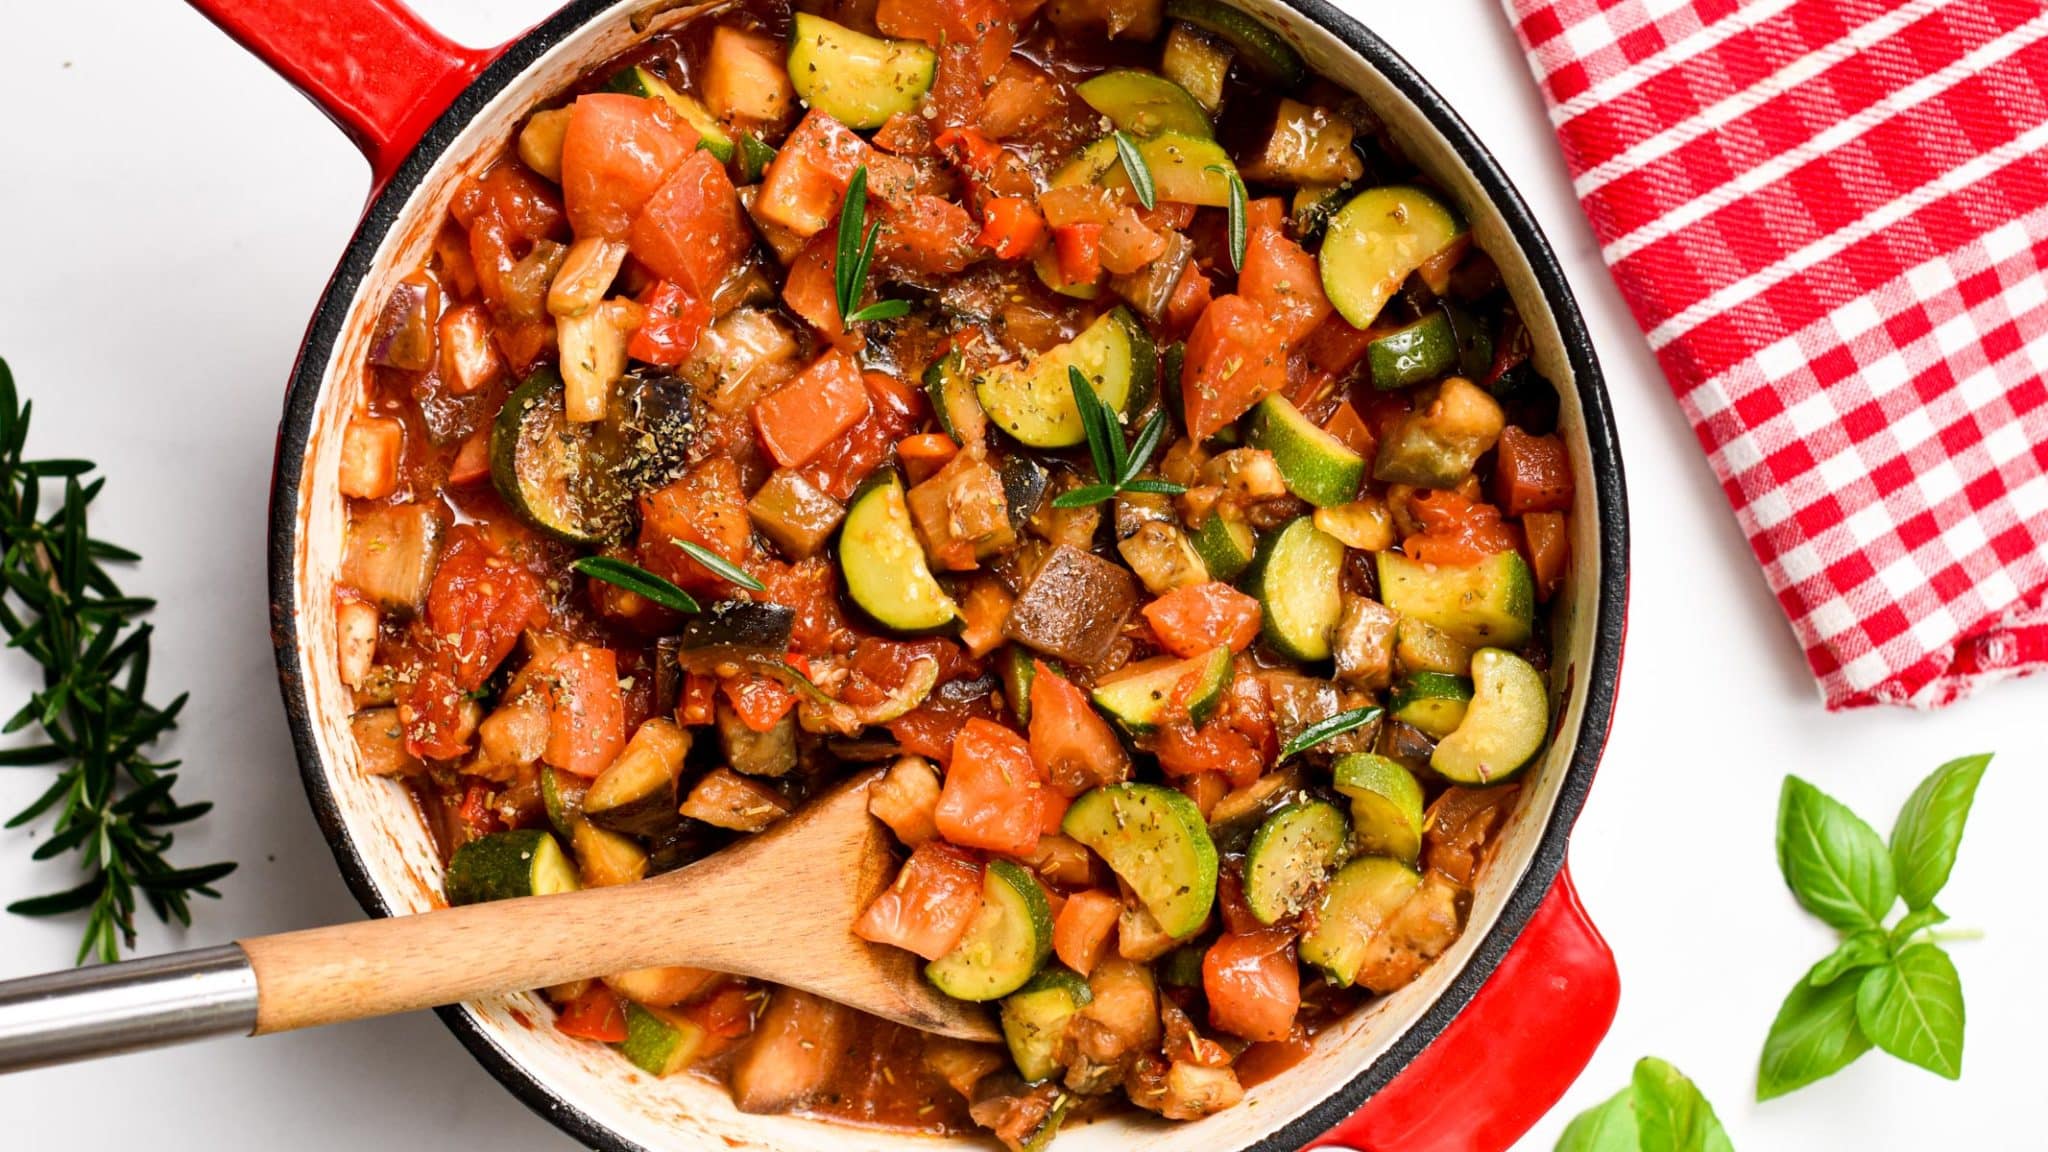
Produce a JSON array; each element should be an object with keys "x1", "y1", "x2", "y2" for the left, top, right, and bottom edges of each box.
[
  {"x1": 1280, "y1": 705, "x2": 1384, "y2": 760},
  {"x1": 1052, "y1": 367, "x2": 1187, "y2": 509},
  {"x1": 677, "y1": 541, "x2": 765, "y2": 592},
  {"x1": 1113, "y1": 131, "x2": 1157, "y2": 211},
  {"x1": 1207, "y1": 164, "x2": 1248, "y2": 271},
  {"x1": 572, "y1": 556, "x2": 700, "y2": 614},
  {"x1": 835, "y1": 166, "x2": 913, "y2": 326},
  {"x1": 0, "y1": 357, "x2": 234, "y2": 964}
]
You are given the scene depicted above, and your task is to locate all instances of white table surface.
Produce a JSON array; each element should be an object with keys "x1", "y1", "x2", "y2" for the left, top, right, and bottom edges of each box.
[{"x1": 2, "y1": 1, "x2": 2042, "y2": 1148}]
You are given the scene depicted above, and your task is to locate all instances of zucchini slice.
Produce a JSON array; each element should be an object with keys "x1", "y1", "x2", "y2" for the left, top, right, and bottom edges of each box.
[
  {"x1": 1332, "y1": 753, "x2": 1424, "y2": 864},
  {"x1": 1377, "y1": 550, "x2": 1535, "y2": 649},
  {"x1": 1076, "y1": 69, "x2": 1213, "y2": 139},
  {"x1": 1247, "y1": 395, "x2": 1365, "y2": 508},
  {"x1": 1432, "y1": 648, "x2": 1547, "y2": 784},
  {"x1": 1247, "y1": 516, "x2": 1346, "y2": 662},
  {"x1": 1000, "y1": 967, "x2": 1093, "y2": 1081},
  {"x1": 1319, "y1": 186, "x2": 1468, "y2": 330},
  {"x1": 606, "y1": 64, "x2": 736, "y2": 162},
  {"x1": 927, "y1": 860, "x2": 1054, "y2": 1002},
  {"x1": 490, "y1": 369, "x2": 620, "y2": 545},
  {"x1": 572, "y1": 819, "x2": 650, "y2": 888},
  {"x1": 445, "y1": 829, "x2": 581, "y2": 905},
  {"x1": 1163, "y1": 0, "x2": 1305, "y2": 86},
  {"x1": 1243, "y1": 800, "x2": 1351, "y2": 925},
  {"x1": 1388, "y1": 672, "x2": 1474, "y2": 739},
  {"x1": 541, "y1": 766, "x2": 587, "y2": 841},
  {"x1": 1299, "y1": 856, "x2": 1421, "y2": 986},
  {"x1": 1190, "y1": 513, "x2": 1255, "y2": 583},
  {"x1": 840, "y1": 471, "x2": 962, "y2": 634},
  {"x1": 617, "y1": 1001, "x2": 711, "y2": 1077},
  {"x1": 1051, "y1": 132, "x2": 1238, "y2": 207},
  {"x1": 975, "y1": 308, "x2": 1154, "y2": 449},
  {"x1": 1090, "y1": 646, "x2": 1233, "y2": 733},
  {"x1": 998, "y1": 645, "x2": 1039, "y2": 726},
  {"x1": 1368, "y1": 311, "x2": 1458, "y2": 391},
  {"x1": 787, "y1": 14, "x2": 936, "y2": 129},
  {"x1": 925, "y1": 350, "x2": 985, "y2": 445},
  {"x1": 1061, "y1": 784, "x2": 1218, "y2": 938}
]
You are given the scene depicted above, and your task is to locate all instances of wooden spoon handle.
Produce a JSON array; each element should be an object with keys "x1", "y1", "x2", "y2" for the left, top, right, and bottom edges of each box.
[{"x1": 238, "y1": 881, "x2": 708, "y2": 1034}]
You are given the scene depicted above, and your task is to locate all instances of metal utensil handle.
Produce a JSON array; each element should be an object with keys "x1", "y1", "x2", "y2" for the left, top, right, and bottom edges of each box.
[{"x1": 0, "y1": 944, "x2": 258, "y2": 1073}]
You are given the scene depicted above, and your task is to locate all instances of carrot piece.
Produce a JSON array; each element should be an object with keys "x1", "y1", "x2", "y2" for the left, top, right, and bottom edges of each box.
[
  {"x1": 1052, "y1": 889, "x2": 1122, "y2": 976},
  {"x1": 753, "y1": 349, "x2": 873, "y2": 469}
]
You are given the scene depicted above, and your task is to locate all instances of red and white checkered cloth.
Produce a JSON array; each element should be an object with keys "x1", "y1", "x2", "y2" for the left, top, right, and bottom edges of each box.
[{"x1": 1504, "y1": 0, "x2": 2048, "y2": 708}]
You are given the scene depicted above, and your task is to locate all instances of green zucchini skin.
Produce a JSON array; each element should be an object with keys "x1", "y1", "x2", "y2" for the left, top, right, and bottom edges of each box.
[
  {"x1": 1076, "y1": 69, "x2": 1214, "y2": 139},
  {"x1": 974, "y1": 308, "x2": 1154, "y2": 450},
  {"x1": 1368, "y1": 311, "x2": 1459, "y2": 391},
  {"x1": 616, "y1": 1002, "x2": 710, "y2": 1076},
  {"x1": 1432, "y1": 648, "x2": 1549, "y2": 784},
  {"x1": 1377, "y1": 550, "x2": 1535, "y2": 650},
  {"x1": 1061, "y1": 783, "x2": 1218, "y2": 937},
  {"x1": 1299, "y1": 856, "x2": 1421, "y2": 986},
  {"x1": 1389, "y1": 671, "x2": 1474, "y2": 739},
  {"x1": 1000, "y1": 967, "x2": 1093, "y2": 1081},
  {"x1": 1333, "y1": 753, "x2": 1425, "y2": 864},
  {"x1": 1190, "y1": 512, "x2": 1255, "y2": 583},
  {"x1": 926, "y1": 859, "x2": 1054, "y2": 1002},
  {"x1": 1090, "y1": 647, "x2": 1233, "y2": 734},
  {"x1": 446, "y1": 829, "x2": 581, "y2": 905},
  {"x1": 1163, "y1": 0, "x2": 1305, "y2": 86},
  {"x1": 1247, "y1": 517, "x2": 1346, "y2": 662},
  {"x1": 786, "y1": 14, "x2": 936, "y2": 129},
  {"x1": 1247, "y1": 395, "x2": 1366, "y2": 508},
  {"x1": 1242, "y1": 800, "x2": 1351, "y2": 924},
  {"x1": 838, "y1": 470, "x2": 962, "y2": 636},
  {"x1": 1319, "y1": 186, "x2": 1467, "y2": 330}
]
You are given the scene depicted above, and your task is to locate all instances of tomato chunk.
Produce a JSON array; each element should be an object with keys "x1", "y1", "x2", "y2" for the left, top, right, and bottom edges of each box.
[
  {"x1": 630, "y1": 150, "x2": 750, "y2": 300},
  {"x1": 544, "y1": 646, "x2": 627, "y2": 776},
  {"x1": 756, "y1": 110, "x2": 871, "y2": 237},
  {"x1": 425, "y1": 526, "x2": 546, "y2": 691},
  {"x1": 1182, "y1": 295, "x2": 1287, "y2": 441},
  {"x1": 1204, "y1": 928, "x2": 1300, "y2": 1043},
  {"x1": 782, "y1": 232, "x2": 848, "y2": 345},
  {"x1": 639, "y1": 456, "x2": 753, "y2": 596},
  {"x1": 878, "y1": 0, "x2": 1015, "y2": 84},
  {"x1": 1404, "y1": 489, "x2": 1520, "y2": 567},
  {"x1": 1141, "y1": 583, "x2": 1260, "y2": 659},
  {"x1": 855, "y1": 841, "x2": 987, "y2": 960},
  {"x1": 553, "y1": 983, "x2": 630, "y2": 1043},
  {"x1": 1028, "y1": 662, "x2": 1130, "y2": 796},
  {"x1": 753, "y1": 350, "x2": 873, "y2": 469},
  {"x1": 1239, "y1": 224, "x2": 1330, "y2": 344},
  {"x1": 1052, "y1": 888, "x2": 1121, "y2": 976},
  {"x1": 935, "y1": 717, "x2": 1047, "y2": 855},
  {"x1": 1152, "y1": 717, "x2": 1263, "y2": 789},
  {"x1": 398, "y1": 667, "x2": 473, "y2": 761},
  {"x1": 977, "y1": 197, "x2": 1045, "y2": 260},
  {"x1": 1493, "y1": 426, "x2": 1575, "y2": 516},
  {"x1": 560, "y1": 94, "x2": 695, "y2": 240},
  {"x1": 627, "y1": 279, "x2": 712, "y2": 367}
]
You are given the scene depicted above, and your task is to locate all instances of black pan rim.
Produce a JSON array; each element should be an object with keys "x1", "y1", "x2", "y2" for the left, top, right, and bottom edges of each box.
[{"x1": 263, "y1": 1, "x2": 1629, "y2": 1148}]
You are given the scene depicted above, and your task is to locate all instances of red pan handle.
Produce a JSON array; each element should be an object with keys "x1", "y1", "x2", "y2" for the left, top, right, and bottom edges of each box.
[
  {"x1": 1313, "y1": 864, "x2": 1617, "y2": 1152},
  {"x1": 185, "y1": 0, "x2": 499, "y2": 187}
]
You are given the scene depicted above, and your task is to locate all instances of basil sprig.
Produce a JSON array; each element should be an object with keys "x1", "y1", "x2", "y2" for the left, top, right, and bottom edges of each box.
[
  {"x1": 1051, "y1": 366, "x2": 1185, "y2": 509},
  {"x1": 1555, "y1": 1057, "x2": 1733, "y2": 1152},
  {"x1": 834, "y1": 166, "x2": 912, "y2": 326},
  {"x1": 1757, "y1": 755, "x2": 1989, "y2": 1099}
]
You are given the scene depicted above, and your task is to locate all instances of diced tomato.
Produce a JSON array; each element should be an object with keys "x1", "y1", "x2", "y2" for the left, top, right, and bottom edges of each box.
[
  {"x1": 559, "y1": 93, "x2": 696, "y2": 240},
  {"x1": 1239, "y1": 224, "x2": 1330, "y2": 344},
  {"x1": 1182, "y1": 295, "x2": 1288, "y2": 440},
  {"x1": 923, "y1": 42, "x2": 990, "y2": 130},
  {"x1": 448, "y1": 427, "x2": 492, "y2": 486},
  {"x1": 1052, "y1": 888, "x2": 1122, "y2": 976},
  {"x1": 1141, "y1": 583, "x2": 1261, "y2": 658},
  {"x1": 639, "y1": 459, "x2": 753, "y2": 595},
  {"x1": 1219, "y1": 666, "x2": 1276, "y2": 764},
  {"x1": 453, "y1": 164, "x2": 565, "y2": 244},
  {"x1": 1245, "y1": 196, "x2": 1286, "y2": 233},
  {"x1": 398, "y1": 667, "x2": 473, "y2": 761},
  {"x1": 754, "y1": 349, "x2": 873, "y2": 469},
  {"x1": 1029, "y1": 662, "x2": 1130, "y2": 796},
  {"x1": 1322, "y1": 401, "x2": 1376, "y2": 459},
  {"x1": 876, "y1": 194, "x2": 980, "y2": 276},
  {"x1": 1423, "y1": 784, "x2": 1520, "y2": 887},
  {"x1": 797, "y1": 371, "x2": 922, "y2": 500},
  {"x1": 854, "y1": 841, "x2": 987, "y2": 961},
  {"x1": 1215, "y1": 866, "x2": 1261, "y2": 936},
  {"x1": 935, "y1": 717, "x2": 1047, "y2": 856},
  {"x1": 1153, "y1": 716, "x2": 1263, "y2": 789},
  {"x1": 544, "y1": 646, "x2": 627, "y2": 776},
  {"x1": 935, "y1": 126, "x2": 1003, "y2": 174},
  {"x1": 1099, "y1": 207, "x2": 1167, "y2": 275},
  {"x1": 1164, "y1": 262, "x2": 1213, "y2": 332},
  {"x1": 757, "y1": 110, "x2": 872, "y2": 237},
  {"x1": 976, "y1": 196, "x2": 1045, "y2": 260},
  {"x1": 493, "y1": 317, "x2": 557, "y2": 375},
  {"x1": 1523, "y1": 511, "x2": 1570, "y2": 602},
  {"x1": 899, "y1": 432, "x2": 959, "y2": 483},
  {"x1": 839, "y1": 637, "x2": 954, "y2": 709},
  {"x1": 1304, "y1": 312, "x2": 1374, "y2": 378},
  {"x1": 629, "y1": 150, "x2": 749, "y2": 300},
  {"x1": 782, "y1": 232, "x2": 849, "y2": 345},
  {"x1": 1405, "y1": 489, "x2": 1520, "y2": 567},
  {"x1": 1493, "y1": 426, "x2": 1575, "y2": 516},
  {"x1": 680, "y1": 981, "x2": 758, "y2": 1040},
  {"x1": 679, "y1": 671, "x2": 718, "y2": 726},
  {"x1": 627, "y1": 279, "x2": 712, "y2": 366},
  {"x1": 722, "y1": 671, "x2": 796, "y2": 732},
  {"x1": 1204, "y1": 929, "x2": 1300, "y2": 1043},
  {"x1": 1178, "y1": 770, "x2": 1228, "y2": 820},
  {"x1": 553, "y1": 983, "x2": 630, "y2": 1043},
  {"x1": 427, "y1": 526, "x2": 547, "y2": 691},
  {"x1": 888, "y1": 700, "x2": 975, "y2": 762},
  {"x1": 878, "y1": 0, "x2": 1015, "y2": 84},
  {"x1": 1051, "y1": 223, "x2": 1103, "y2": 285}
]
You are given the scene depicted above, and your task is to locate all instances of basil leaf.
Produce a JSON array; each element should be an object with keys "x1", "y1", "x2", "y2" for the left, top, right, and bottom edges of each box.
[
  {"x1": 1855, "y1": 944, "x2": 1965, "y2": 1079},
  {"x1": 1889, "y1": 752, "x2": 1989, "y2": 911},
  {"x1": 1809, "y1": 929, "x2": 1890, "y2": 987},
  {"x1": 673, "y1": 541, "x2": 765, "y2": 592},
  {"x1": 1553, "y1": 1086, "x2": 1637, "y2": 1152},
  {"x1": 1112, "y1": 130, "x2": 1155, "y2": 210},
  {"x1": 1758, "y1": 959, "x2": 1872, "y2": 1101},
  {"x1": 1280, "y1": 706, "x2": 1382, "y2": 760},
  {"x1": 572, "y1": 556, "x2": 701, "y2": 615},
  {"x1": 1890, "y1": 904, "x2": 1948, "y2": 949},
  {"x1": 1777, "y1": 775, "x2": 1897, "y2": 932},
  {"x1": 1630, "y1": 1056, "x2": 1734, "y2": 1152}
]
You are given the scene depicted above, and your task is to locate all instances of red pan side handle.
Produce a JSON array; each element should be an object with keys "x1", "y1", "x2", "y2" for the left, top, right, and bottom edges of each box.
[
  {"x1": 185, "y1": 0, "x2": 498, "y2": 187},
  {"x1": 1313, "y1": 864, "x2": 1617, "y2": 1152}
]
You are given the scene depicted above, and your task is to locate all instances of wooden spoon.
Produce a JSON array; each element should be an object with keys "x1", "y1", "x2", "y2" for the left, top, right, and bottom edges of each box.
[{"x1": 0, "y1": 768, "x2": 997, "y2": 1074}]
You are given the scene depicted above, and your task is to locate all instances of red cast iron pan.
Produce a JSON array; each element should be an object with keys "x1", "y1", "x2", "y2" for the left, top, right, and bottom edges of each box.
[{"x1": 187, "y1": 0, "x2": 1629, "y2": 1148}]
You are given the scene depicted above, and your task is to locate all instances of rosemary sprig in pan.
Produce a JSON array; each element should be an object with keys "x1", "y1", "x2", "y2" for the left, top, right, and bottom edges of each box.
[{"x1": 0, "y1": 357, "x2": 234, "y2": 963}]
